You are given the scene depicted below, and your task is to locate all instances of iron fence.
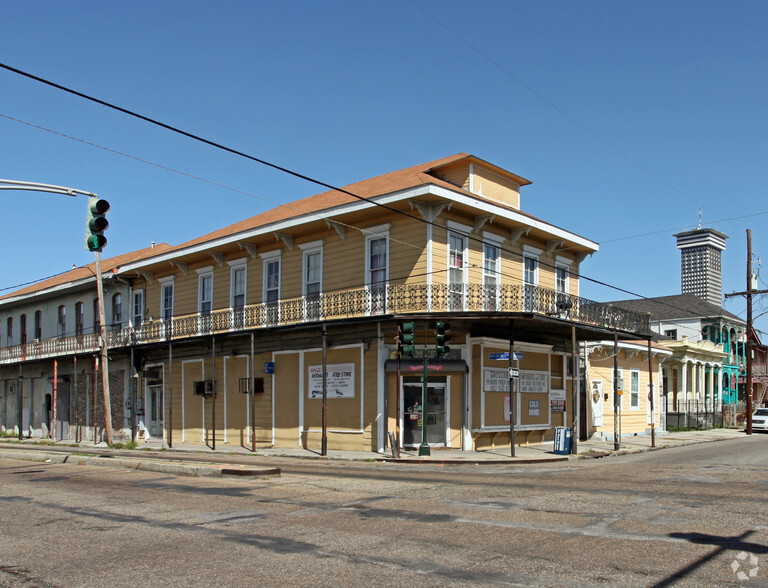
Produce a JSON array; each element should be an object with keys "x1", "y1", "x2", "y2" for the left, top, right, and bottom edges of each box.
[
  {"x1": 0, "y1": 282, "x2": 651, "y2": 364},
  {"x1": 665, "y1": 399, "x2": 725, "y2": 430}
]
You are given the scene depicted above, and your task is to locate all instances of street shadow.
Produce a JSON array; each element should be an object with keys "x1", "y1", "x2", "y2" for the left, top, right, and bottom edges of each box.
[{"x1": 652, "y1": 530, "x2": 766, "y2": 587}]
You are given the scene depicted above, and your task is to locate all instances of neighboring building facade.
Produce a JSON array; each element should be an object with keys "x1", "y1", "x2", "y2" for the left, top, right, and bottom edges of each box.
[
  {"x1": 608, "y1": 226, "x2": 746, "y2": 410},
  {"x1": 0, "y1": 245, "x2": 171, "y2": 440},
  {"x1": 0, "y1": 154, "x2": 650, "y2": 452},
  {"x1": 609, "y1": 294, "x2": 745, "y2": 408},
  {"x1": 584, "y1": 340, "x2": 672, "y2": 440}
]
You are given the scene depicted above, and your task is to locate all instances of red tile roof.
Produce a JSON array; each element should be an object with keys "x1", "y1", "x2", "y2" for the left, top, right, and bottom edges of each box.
[{"x1": 0, "y1": 243, "x2": 173, "y2": 301}]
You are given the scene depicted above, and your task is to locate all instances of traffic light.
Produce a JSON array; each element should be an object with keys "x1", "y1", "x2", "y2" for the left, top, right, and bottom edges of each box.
[
  {"x1": 435, "y1": 320, "x2": 451, "y2": 357},
  {"x1": 399, "y1": 321, "x2": 416, "y2": 358},
  {"x1": 84, "y1": 196, "x2": 110, "y2": 252}
]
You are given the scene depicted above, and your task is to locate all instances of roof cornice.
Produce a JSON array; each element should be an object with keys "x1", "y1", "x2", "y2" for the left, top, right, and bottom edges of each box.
[{"x1": 120, "y1": 183, "x2": 598, "y2": 273}]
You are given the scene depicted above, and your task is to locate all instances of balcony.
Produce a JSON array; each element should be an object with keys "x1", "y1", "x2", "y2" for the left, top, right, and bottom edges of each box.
[{"x1": 0, "y1": 283, "x2": 651, "y2": 364}]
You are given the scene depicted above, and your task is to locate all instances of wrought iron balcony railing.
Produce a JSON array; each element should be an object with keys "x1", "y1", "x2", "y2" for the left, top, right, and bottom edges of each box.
[{"x1": 0, "y1": 283, "x2": 651, "y2": 364}]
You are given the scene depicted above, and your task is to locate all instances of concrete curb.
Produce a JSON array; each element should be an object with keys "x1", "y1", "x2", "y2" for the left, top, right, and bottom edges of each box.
[
  {"x1": 0, "y1": 449, "x2": 281, "y2": 479},
  {"x1": 380, "y1": 456, "x2": 570, "y2": 465}
]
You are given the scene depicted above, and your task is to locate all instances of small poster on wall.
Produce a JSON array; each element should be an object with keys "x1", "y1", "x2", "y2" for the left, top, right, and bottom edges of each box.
[
  {"x1": 528, "y1": 399, "x2": 540, "y2": 416},
  {"x1": 308, "y1": 363, "x2": 355, "y2": 398},
  {"x1": 484, "y1": 368, "x2": 509, "y2": 392},
  {"x1": 550, "y1": 389, "x2": 566, "y2": 413}
]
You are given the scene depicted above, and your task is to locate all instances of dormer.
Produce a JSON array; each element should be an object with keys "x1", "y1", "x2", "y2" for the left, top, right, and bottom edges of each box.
[{"x1": 427, "y1": 155, "x2": 531, "y2": 210}]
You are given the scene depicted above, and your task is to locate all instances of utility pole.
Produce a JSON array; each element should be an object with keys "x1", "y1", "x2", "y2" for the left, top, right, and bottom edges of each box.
[
  {"x1": 613, "y1": 331, "x2": 620, "y2": 451},
  {"x1": 725, "y1": 229, "x2": 768, "y2": 435}
]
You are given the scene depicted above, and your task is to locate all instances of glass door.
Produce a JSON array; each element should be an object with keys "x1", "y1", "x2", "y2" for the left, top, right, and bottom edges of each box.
[{"x1": 402, "y1": 383, "x2": 446, "y2": 447}]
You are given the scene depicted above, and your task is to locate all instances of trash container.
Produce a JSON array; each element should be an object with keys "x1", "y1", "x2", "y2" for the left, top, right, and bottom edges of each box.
[{"x1": 553, "y1": 426, "x2": 572, "y2": 455}]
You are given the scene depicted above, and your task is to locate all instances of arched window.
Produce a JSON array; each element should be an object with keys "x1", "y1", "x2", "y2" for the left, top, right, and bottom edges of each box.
[
  {"x1": 34, "y1": 310, "x2": 42, "y2": 340},
  {"x1": 6, "y1": 316, "x2": 13, "y2": 346},
  {"x1": 20, "y1": 314, "x2": 27, "y2": 345}
]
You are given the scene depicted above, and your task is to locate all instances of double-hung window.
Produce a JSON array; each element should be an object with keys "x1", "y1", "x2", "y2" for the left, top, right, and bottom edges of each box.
[
  {"x1": 365, "y1": 226, "x2": 389, "y2": 315},
  {"x1": 522, "y1": 245, "x2": 541, "y2": 313},
  {"x1": 161, "y1": 282, "x2": 174, "y2": 322},
  {"x1": 482, "y1": 232, "x2": 504, "y2": 311},
  {"x1": 132, "y1": 290, "x2": 144, "y2": 329},
  {"x1": 112, "y1": 294, "x2": 122, "y2": 329},
  {"x1": 630, "y1": 370, "x2": 640, "y2": 409},
  {"x1": 159, "y1": 276, "x2": 174, "y2": 338},
  {"x1": 447, "y1": 222, "x2": 470, "y2": 312},
  {"x1": 261, "y1": 251, "x2": 281, "y2": 325},
  {"x1": 229, "y1": 260, "x2": 247, "y2": 329},
  {"x1": 554, "y1": 256, "x2": 572, "y2": 318},
  {"x1": 300, "y1": 242, "x2": 323, "y2": 321},
  {"x1": 196, "y1": 268, "x2": 214, "y2": 333}
]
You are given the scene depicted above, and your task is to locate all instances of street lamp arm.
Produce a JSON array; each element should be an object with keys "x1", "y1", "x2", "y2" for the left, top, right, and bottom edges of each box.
[{"x1": 0, "y1": 179, "x2": 96, "y2": 198}]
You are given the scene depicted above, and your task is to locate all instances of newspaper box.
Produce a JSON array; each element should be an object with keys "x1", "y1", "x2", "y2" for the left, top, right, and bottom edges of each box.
[{"x1": 553, "y1": 426, "x2": 572, "y2": 455}]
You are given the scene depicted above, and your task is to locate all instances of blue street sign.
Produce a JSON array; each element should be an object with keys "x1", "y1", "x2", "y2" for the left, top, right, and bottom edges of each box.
[
  {"x1": 488, "y1": 352, "x2": 524, "y2": 360},
  {"x1": 264, "y1": 362, "x2": 274, "y2": 374}
]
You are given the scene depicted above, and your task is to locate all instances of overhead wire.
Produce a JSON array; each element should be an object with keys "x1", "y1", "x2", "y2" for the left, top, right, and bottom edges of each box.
[
  {"x1": 0, "y1": 113, "x2": 425, "y2": 257},
  {"x1": 0, "y1": 61, "x2": 758, "y2": 331}
]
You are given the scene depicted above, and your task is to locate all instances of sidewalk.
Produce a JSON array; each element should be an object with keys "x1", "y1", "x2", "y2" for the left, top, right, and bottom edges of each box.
[{"x1": 0, "y1": 427, "x2": 749, "y2": 478}]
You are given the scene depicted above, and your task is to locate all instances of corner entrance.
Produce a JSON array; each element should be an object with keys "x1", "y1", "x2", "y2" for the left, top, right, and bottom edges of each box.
[{"x1": 402, "y1": 381, "x2": 447, "y2": 448}]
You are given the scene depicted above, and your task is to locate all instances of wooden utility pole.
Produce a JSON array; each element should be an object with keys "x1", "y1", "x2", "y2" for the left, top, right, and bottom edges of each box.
[
  {"x1": 724, "y1": 229, "x2": 768, "y2": 434},
  {"x1": 746, "y1": 230, "x2": 753, "y2": 434}
]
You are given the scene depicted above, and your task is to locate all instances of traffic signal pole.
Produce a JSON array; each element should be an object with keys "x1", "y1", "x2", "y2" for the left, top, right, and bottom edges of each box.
[
  {"x1": 94, "y1": 250, "x2": 113, "y2": 444},
  {"x1": 0, "y1": 180, "x2": 114, "y2": 444},
  {"x1": 419, "y1": 322, "x2": 430, "y2": 456}
]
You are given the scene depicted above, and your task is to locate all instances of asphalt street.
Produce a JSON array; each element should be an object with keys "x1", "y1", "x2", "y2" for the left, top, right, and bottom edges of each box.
[{"x1": 0, "y1": 435, "x2": 766, "y2": 587}]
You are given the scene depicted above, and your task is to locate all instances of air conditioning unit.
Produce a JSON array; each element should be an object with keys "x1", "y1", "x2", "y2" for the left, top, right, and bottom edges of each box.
[
  {"x1": 194, "y1": 380, "x2": 216, "y2": 396},
  {"x1": 239, "y1": 377, "x2": 265, "y2": 394}
]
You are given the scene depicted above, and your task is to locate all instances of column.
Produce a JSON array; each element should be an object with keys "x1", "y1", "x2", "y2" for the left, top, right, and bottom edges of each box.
[{"x1": 681, "y1": 360, "x2": 688, "y2": 406}]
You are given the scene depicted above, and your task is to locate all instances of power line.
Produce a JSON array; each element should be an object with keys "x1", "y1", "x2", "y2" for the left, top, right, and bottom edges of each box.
[
  {"x1": 408, "y1": 0, "x2": 696, "y2": 206},
  {"x1": 0, "y1": 62, "x2": 742, "y2": 328},
  {"x1": 0, "y1": 63, "x2": 645, "y2": 296},
  {"x1": 0, "y1": 112, "x2": 425, "y2": 256}
]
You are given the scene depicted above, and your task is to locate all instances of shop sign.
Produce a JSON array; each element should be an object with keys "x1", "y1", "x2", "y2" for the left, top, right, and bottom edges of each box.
[
  {"x1": 308, "y1": 363, "x2": 355, "y2": 398},
  {"x1": 488, "y1": 352, "x2": 524, "y2": 360}
]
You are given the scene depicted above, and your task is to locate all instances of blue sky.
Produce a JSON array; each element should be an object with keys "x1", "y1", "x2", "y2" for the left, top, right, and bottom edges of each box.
[{"x1": 2, "y1": 1, "x2": 767, "y2": 333}]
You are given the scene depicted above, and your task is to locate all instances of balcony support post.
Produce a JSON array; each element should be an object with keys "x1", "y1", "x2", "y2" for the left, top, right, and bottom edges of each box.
[
  {"x1": 509, "y1": 320, "x2": 516, "y2": 458},
  {"x1": 321, "y1": 324, "x2": 328, "y2": 456}
]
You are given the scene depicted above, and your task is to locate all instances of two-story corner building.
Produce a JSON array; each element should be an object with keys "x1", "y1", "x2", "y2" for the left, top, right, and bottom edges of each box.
[
  {"x1": 0, "y1": 154, "x2": 651, "y2": 453},
  {"x1": 0, "y1": 244, "x2": 171, "y2": 440}
]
